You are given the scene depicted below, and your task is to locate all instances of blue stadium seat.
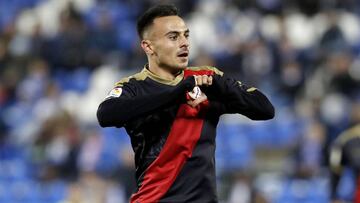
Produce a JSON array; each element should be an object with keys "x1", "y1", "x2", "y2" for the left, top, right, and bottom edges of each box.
[
  {"x1": 0, "y1": 182, "x2": 11, "y2": 202},
  {"x1": 54, "y1": 68, "x2": 91, "y2": 93},
  {"x1": 216, "y1": 123, "x2": 253, "y2": 170},
  {"x1": 275, "y1": 177, "x2": 329, "y2": 203},
  {"x1": 0, "y1": 0, "x2": 40, "y2": 30},
  {"x1": 96, "y1": 127, "x2": 130, "y2": 172},
  {"x1": 0, "y1": 159, "x2": 29, "y2": 182},
  {"x1": 8, "y1": 180, "x2": 40, "y2": 202},
  {"x1": 247, "y1": 123, "x2": 271, "y2": 146},
  {"x1": 40, "y1": 180, "x2": 67, "y2": 203},
  {"x1": 116, "y1": 20, "x2": 137, "y2": 52}
]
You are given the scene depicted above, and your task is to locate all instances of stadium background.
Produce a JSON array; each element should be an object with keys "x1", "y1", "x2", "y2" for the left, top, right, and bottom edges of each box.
[{"x1": 0, "y1": 0, "x2": 360, "y2": 202}]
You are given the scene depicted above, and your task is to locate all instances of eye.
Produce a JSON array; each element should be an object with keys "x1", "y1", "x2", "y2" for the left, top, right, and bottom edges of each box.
[
  {"x1": 169, "y1": 35, "x2": 178, "y2": 40},
  {"x1": 185, "y1": 33, "x2": 189, "y2": 39}
]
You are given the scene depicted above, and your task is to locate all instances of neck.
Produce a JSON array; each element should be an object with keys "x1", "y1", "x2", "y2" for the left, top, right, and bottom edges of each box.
[{"x1": 148, "y1": 61, "x2": 182, "y2": 80}]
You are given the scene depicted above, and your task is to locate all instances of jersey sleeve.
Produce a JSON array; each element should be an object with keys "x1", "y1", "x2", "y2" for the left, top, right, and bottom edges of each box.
[
  {"x1": 205, "y1": 71, "x2": 274, "y2": 120},
  {"x1": 97, "y1": 76, "x2": 196, "y2": 128},
  {"x1": 103, "y1": 81, "x2": 136, "y2": 101}
]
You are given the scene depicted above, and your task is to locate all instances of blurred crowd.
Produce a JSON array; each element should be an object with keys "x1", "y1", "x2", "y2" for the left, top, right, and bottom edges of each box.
[{"x1": 1, "y1": 0, "x2": 360, "y2": 202}]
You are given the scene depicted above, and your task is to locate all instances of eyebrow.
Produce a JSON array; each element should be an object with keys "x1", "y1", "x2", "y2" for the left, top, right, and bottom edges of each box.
[{"x1": 165, "y1": 29, "x2": 190, "y2": 36}]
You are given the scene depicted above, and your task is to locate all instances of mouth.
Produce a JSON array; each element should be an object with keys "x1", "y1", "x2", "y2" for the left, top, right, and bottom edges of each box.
[{"x1": 177, "y1": 52, "x2": 189, "y2": 58}]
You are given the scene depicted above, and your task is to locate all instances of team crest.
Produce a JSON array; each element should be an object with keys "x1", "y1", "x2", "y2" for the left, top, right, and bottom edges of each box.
[{"x1": 188, "y1": 86, "x2": 202, "y2": 99}]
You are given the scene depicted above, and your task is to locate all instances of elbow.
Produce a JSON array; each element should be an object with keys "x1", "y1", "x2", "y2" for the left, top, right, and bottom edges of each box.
[
  {"x1": 256, "y1": 95, "x2": 275, "y2": 120},
  {"x1": 96, "y1": 105, "x2": 109, "y2": 127},
  {"x1": 259, "y1": 93, "x2": 275, "y2": 120},
  {"x1": 249, "y1": 103, "x2": 275, "y2": 120},
  {"x1": 97, "y1": 116, "x2": 108, "y2": 128},
  {"x1": 256, "y1": 101, "x2": 275, "y2": 120},
  {"x1": 96, "y1": 101, "x2": 126, "y2": 128},
  {"x1": 263, "y1": 103, "x2": 275, "y2": 120}
]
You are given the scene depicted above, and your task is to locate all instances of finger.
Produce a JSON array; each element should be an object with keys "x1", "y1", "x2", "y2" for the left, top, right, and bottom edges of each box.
[
  {"x1": 193, "y1": 75, "x2": 198, "y2": 86},
  {"x1": 192, "y1": 94, "x2": 208, "y2": 106},
  {"x1": 196, "y1": 76, "x2": 203, "y2": 86},
  {"x1": 202, "y1": 75, "x2": 208, "y2": 85},
  {"x1": 187, "y1": 100, "x2": 197, "y2": 108},
  {"x1": 187, "y1": 99, "x2": 201, "y2": 108},
  {"x1": 208, "y1": 76, "x2": 213, "y2": 85},
  {"x1": 187, "y1": 93, "x2": 207, "y2": 107}
]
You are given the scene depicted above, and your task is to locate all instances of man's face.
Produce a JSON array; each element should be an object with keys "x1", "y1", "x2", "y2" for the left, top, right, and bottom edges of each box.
[{"x1": 143, "y1": 16, "x2": 190, "y2": 70}]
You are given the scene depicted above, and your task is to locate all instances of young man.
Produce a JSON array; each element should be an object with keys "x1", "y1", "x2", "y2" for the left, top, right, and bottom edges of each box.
[
  {"x1": 97, "y1": 4, "x2": 274, "y2": 203},
  {"x1": 329, "y1": 124, "x2": 360, "y2": 203}
]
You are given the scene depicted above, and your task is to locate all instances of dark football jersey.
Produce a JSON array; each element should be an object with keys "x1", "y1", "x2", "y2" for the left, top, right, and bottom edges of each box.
[{"x1": 97, "y1": 65, "x2": 274, "y2": 203}]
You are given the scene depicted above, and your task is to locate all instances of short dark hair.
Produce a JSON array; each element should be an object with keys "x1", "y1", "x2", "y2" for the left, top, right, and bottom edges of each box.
[{"x1": 137, "y1": 4, "x2": 179, "y2": 39}]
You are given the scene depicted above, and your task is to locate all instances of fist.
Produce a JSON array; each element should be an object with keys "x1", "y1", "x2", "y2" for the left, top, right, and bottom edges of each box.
[{"x1": 194, "y1": 75, "x2": 212, "y2": 86}]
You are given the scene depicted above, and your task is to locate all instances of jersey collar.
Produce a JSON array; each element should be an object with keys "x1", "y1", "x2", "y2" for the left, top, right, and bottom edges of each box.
[{"x1": 142, "y1": 64, "x2": 184, "y2": 86}]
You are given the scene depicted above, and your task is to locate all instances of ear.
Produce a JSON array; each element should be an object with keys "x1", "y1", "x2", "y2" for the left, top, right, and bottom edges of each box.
[{"x1": 141, "y1": 40, "x2": 154, "y2": 55}]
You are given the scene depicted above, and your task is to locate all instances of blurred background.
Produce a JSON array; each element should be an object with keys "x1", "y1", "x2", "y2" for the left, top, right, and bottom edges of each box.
[{"x1": 0, "y1": 0, "x2": 360, "y2": 202}]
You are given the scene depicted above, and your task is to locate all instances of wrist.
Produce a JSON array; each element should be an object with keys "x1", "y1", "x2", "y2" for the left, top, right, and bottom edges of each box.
[{"x1": 181, "y1": 76, "x2": 196, "y2": 91}]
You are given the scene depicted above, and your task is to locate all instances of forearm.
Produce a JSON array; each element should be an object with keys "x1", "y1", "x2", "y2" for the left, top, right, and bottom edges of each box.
[
  {"x1": 225, "y1": 89, "x2": 274, "y2": 120},
  {"x1": 97, "y1": 77, "x2": 195, "y2": 127},
  {"x1": 206, "y1": 74, "x2": 274, "y2": 120}
]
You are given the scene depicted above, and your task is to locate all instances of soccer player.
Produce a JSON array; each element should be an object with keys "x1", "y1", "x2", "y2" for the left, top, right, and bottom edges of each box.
[
  {"x1": 97, "y1": 4, "x2": 274, "y2": 203},
  {"x1": 329, "y1": 124, "x2": 360, "y2": 203}
]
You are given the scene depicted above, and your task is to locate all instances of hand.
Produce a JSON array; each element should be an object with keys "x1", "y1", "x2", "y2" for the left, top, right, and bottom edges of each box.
[
  {"x1": 187, "y1": 92, "x2": 207, "y2": 108},
  {"x1": 186, "y1": 75, "x2": 212, "y2": 108},
  {"x1": 194, "y1": 75, "x2": 212, "y2": 86}
]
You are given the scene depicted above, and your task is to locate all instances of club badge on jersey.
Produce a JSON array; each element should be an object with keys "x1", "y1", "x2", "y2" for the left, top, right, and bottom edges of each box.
[
  {"x1": 188, "y1": 86, "x2": 202, "y2": 100},
  {"x1": 105, "y1": 87, "x2": 122, "y2": 100}
]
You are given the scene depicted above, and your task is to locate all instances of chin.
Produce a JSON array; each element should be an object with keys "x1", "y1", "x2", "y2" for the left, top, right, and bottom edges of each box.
[
  {"x1": 177, "y1": 60, "x2": 189, "y2": 69},
  {"x1": 169, "y1": 65, "x2": 186, "y2": 72},
  {"x1": 178, "y1": 65, "x2": 187, "y2": 69},
  {"x1": 164, "y1": 59, "x2": 188, "y2": 70},
  {"x1": 170, "y1": 63, "x2": 187, "y2": 70}
]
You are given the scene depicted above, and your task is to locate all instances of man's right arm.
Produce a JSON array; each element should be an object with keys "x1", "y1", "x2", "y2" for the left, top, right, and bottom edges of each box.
[{"x1": 97, "y1": 76, "x2": 196, "y2": 128}]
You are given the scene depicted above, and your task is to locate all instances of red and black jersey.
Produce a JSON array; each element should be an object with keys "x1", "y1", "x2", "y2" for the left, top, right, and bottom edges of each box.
[{"x1": 97, "y1": 65, "x2": 274, "y2": 203}]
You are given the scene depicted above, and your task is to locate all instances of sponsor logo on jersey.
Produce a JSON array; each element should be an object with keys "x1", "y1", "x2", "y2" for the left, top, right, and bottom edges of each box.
[{"x1": 105, "y1": 87, "x2": 122, "y2": 99}]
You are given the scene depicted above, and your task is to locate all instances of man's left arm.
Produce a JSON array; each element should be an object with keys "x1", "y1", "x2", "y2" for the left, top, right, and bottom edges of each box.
[{"x1": 205, "y1": 74, "x2": 275, "y2": 120}]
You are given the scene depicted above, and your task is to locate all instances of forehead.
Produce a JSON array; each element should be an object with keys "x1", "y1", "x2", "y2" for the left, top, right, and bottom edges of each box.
[{"x1": 148, "y1": 16, "x2": 187, "y2": 37}]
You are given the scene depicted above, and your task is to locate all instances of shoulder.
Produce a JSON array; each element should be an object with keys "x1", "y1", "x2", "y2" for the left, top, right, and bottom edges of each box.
[
  {"x1": 114, "y1": 71, "x2": 148, "y2": 87},
  {"x1": 105, "y1": 71, "x2": 146, "y2": 99},
  {"x1": 186, "y1": 66, "x2": 224, "y2": 76}
]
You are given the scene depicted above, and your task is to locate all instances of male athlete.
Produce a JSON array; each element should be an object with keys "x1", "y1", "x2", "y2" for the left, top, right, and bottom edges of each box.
[
  {"x1": 97, "y1": 4, "x2": 274, "y2": 203},
  {"x1": 329, "y1": 124, "x2": 360, "y2": 203}
]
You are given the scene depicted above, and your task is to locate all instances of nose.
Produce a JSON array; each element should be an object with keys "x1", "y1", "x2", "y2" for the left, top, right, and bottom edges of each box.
[{"x1": 180, "y1": 35, "x2": 189, "y2": 48}]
